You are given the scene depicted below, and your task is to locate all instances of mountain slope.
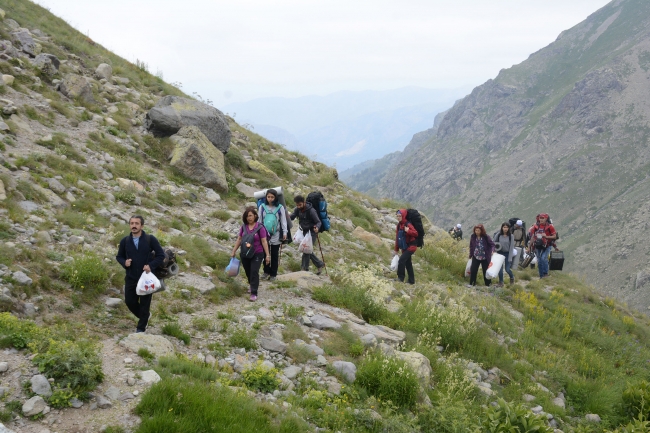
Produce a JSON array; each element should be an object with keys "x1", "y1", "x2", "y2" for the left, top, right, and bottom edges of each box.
[{"x1": 373, "y1": 0, "x2": 650, "y2": 309}]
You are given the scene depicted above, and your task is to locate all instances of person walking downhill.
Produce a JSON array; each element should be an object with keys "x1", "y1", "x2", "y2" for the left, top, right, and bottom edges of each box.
[
  {"x1": 289, "y1": 195, "x2": 325, "y2": 274},
  {"x1": 494, "y1": 222, "x2": 515, "y2": 287},
  {"x1": 394, "y1": 209, "x2": 417, "y2": 284},
  {"x1": 528, "y1": 213, "x2": 556, "y2": 279},
  {"x1": 231, "y1": 207, "x2": 270, "y2": 302},
  {"x1": 258, "y1": 189, "x2": 287, "y2": 282},
  {"x1": 468, "y1": 224, "x2": 495, "y2": 287},
  {"x1": 115, "y1": 215, "x2": 165, "y2": 333}
]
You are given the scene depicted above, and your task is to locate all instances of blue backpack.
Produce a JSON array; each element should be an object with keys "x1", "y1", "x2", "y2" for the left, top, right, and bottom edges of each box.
[{"x1": 307, "y1": 191, "x2": 330, "y2": 231}]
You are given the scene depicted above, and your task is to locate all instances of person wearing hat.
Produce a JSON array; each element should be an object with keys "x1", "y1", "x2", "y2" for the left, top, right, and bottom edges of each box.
[
  {"x1": 527, "y1": 213, "x2": 556, "y2": 279},
  {"x1": 512, "y1": 220, "x2": 527, "y2": 249},
  {"x1": 449, "y1": 224, "x2": 463, "y2": 241},
  {"x1": 258, "y1": 189, "x2": 288, "y2": 282}
]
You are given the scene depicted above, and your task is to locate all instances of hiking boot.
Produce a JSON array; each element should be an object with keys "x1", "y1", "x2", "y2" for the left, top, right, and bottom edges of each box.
[
  {"x1": 249, "y1": 295, "x2": 257, "y2": 302},
  {"x1": 261, "y1": 273, "x2": 271, "y2": 280},
  {"x1": 316, "y1": 266, "x2": 324, "y2": 276},
  {"x1": 496, "y1": 283, "x2": 504, "y2": 288},
  {"x1": 269, "y1": 277, "x2": 277, "y2": 282},
  {"x1": 510, "y1": 277, "x2": 515, "y2": 285}
]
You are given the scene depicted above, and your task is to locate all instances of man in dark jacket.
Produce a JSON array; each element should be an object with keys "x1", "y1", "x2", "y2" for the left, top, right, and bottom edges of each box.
[
  {"x1": 290, "y1": 195, "x2": 324, "y2": 274},
  {"x1": 116, "y1": 216, "x2": 165, "y2": 333},
  {"x1": 394, "y1": 209, "x2": 417, "y2": 284}
]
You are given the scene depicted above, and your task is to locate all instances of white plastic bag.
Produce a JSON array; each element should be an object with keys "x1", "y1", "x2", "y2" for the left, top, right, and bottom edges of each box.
[
  {"x1": 136, "y1": 271, "x2": 161, "y2": 296},
  {"x1": 298, "y1": 231, "x2": 313, "y2": 254},
  {"x1": 293, "y1": 230, "x2": 304, "y2": 245},
  {"x1": 531, "y1": 255, "x2": 538, "y2": 265},
  {"x1": 225, "y1": 257, "x2": 240, "y2": 277},
  {"x1": 512, "y1": 247, "x2": 523, "y2": 268},
  {"x1": 486, "y1": 254, "x2": 506, "y2": 279},
  {"x1": 465, "y1": 259, "x2": 472, "y2": 277},
  {"x1": 390, "y1": 255, "x2": 399, "y2": 271}
]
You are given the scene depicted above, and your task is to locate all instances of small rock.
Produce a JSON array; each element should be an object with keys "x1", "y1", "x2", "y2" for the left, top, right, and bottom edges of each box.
[
  {"x1": 316, "y1": 355, "x2": 327, "y2": 366},
  {"x1": 241, "y1": 315, "x2": 257, "y2": 324},
  {"x1": 124, "y1": 358, "x2": 133, "y2": 364},
  {"x1": 118, "y1": 392, "x2": 135, "y2": 401},
  {"x1": 12, "y1": 271, "x2": 32, "y2": 286},
  {"x1": 552, "y1": 397, "x2": 565, "y2": 409},
  {"x1": 105, "y1": 298, "x2": 122, "y2": 308},
  {"x1": 522, "y1": 394, "x2": 536, "y2": 402},
  {"x1": 328, "y1": 382, "x2": 342, "y2": 395},
  {"x1": 259, "y1": 337, "x2": 287, "y2": 354},
  {"x1": 309, "y1": 315, "x2": 341, "y2": 330},
  {"x1": 30, "y1": 374, "x2": 52, "y2": 397},
  {"x1": 140, "y1": 370, "x2": 161, "y2": 384},
  {"x1": 95, "y1": 63, "x2": 113, "y2": 81},
  {"x1": 283, "y1": 365, "x2": 302, "y2": 380},
  {"x1": 531, "y1": 405, "x2": 543, "y2": 414},
  {"x1": 104, "y1": 386, "x2": 121, "y2": 401},
  {"x1": 22, "y1": 396, "x2": 46, "y2": 416},
  {"x1": 96, "y1": 395, "x2": 112, "y2": 409},
  {"x1": 68, "y1": 235, "x2": 84, "y2": 245},
  {"x1": 69, "y1": 397, "x2": 83, "y2": 408},
  {"x1": 585, "y1": 414, "x2": 601, "y2": 423},
  {"x1": 332, "y1": 360, "x2": 357, "y2": 382},
  {"x1": 0, "y1": 362, "x2": 8, "y2": 373},
  {"x1": 360, "y1": 333, "x2": 377, "y2": 347}
]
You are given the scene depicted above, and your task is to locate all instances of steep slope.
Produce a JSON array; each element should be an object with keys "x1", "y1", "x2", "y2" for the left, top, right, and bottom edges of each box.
[{"x1": 376, "y1": 0, "x2": 650, "y2": 308}]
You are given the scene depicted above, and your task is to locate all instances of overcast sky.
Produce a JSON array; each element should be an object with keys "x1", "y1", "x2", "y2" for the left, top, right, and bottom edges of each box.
[{"x1": 35, "y1": 0, "x2": 611, "y2": 108}]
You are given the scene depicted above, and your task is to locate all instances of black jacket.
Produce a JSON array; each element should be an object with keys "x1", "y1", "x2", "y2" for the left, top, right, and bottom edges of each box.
[
  {"x1": 290, "y1": 202, "x2": 321, "y2": 235},
  {"x1": 116, "y1": 231, "x2": 165, "y2": 282}
]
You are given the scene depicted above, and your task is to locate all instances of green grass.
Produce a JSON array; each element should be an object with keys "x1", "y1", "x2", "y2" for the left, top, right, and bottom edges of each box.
[
  {"x1": 228, "y1": 328, "x2": 257, "y2": 351},
  {"x1": 162, "y1": 323, "x2": 191, "y2": 345},
  {"x1": 312, "y1": 282, "x2": 398, "y2": 327},
  {"x1": 210, "y1": 210, "x2": 232, "y2": 221},
  {"x1": 331, "y1": 198, "x2": 380, "y2": 232}
]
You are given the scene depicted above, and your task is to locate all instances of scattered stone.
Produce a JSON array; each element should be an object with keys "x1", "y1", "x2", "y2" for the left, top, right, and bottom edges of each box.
[
  {"x1": 32, "y1": 53, "x2": 58, "y2": 76},
  {"x1": 95, "y1": 63, "x2": 113, "y2": 81},
  {"x1": 241, "y1": 315, "x2": 257, "y2": 324},
  {"x1": 96, "y1": 395, "x2": 112, "y2": 409},
  {"x1": 259, "y1": 337, "x2": 287, "y2": 354},
  {"x1": 22, "y1": 396, "x2": 46, "y2": 416},
  {"x1": 22, "y1": 303, "x2": 36, "y2": 318},
  {"x1": 351, "y1": 226, "x2": 384, "y2": 247},
  {"x1": 18, "y1": 200, "x2": 39, "y2": 212},
  {"x1": 140, "y1": 370, "x2": 161, "y2": 384},
  {"x1": 309, "y1": 315, "x2": 342, "y2": 330},
  {"x1": 283, "y1": 365, "x2": 302, "y2": 380},
  {"x1": 60, "y1": 74, "x2": 94, "y2": 103},
  {"x1": 145, "y1": 95, "x2": 231, "y2": 153},
  {"x1": 119, "y1": 333, "x2": 175, "y2": 358},
  {"x1": 1, "y1": 75, "x2": 14, "y2": 86},
  {"x1": 116, "y1": 177, "x2": 144, "y2": 191},
  {"x1": 552, "y1": 397, "x2": 565, "y2": 409},
  {"x1": 104, "y1": 386, "x2": 121, "y2": 401},
  {"x1": 176, "y1": 273, "x2": 215, "y2": 294},
  {"x1": 258, "y1": 307, "x2": 274, "y2": 320},
  {"x1": 536, "y1": 383, "x2": 550, "y2": 393},
  {"x1": 12, "y1": 29, "x2": 40, "y2": 56},
  {"x1": 118, "y1": 392, "x2": 135, "y2": 401},
  {"x1": 30, "y1": 374, "x2": 52, "y2": 397},
  {"x1": 205, "y1": 355, "x2": 216, "y2": 366},
  {"x1": 522, "y1": 394, "x2": 536, "y2": 402},
  {"x1": 316, "y1": 355, "x2": 327, "y2": 366},
  {"x1": 35, "y1": 231, "x2": 51, "y2": 243},
  {"x1": 205, "y1": 188, "x2": 221, "y2": 202},
  {"x1": 332, "y1": 361, "x2": 357, "y2": 382},
  {"x1": 68, "y1": 235, "x2": 84, "y2": 245},
  {"x1": 12, "y1": 271, "x2": 32, "y2": 286},
  {"x1": 105, "y1": 298, "x2": 122, "y2": 308},
  {"x1": 0, "y1": 363, "x2": 7, "y2": 373},
  {"x1": 394, "y1": 351, "x2": 432, "y2": 384},
  {"x1": 361, "y1": 334, "x2": 377, "y2": 347},
  {"x1": 69, "y1": 397, "x2": 83, "y2": 408},
  {"x1": 585, "y1": 414, "x2": 601, "y2": 423},
  {"x1": 124, "y1": 358, "x2": 133, "y2": 364}
]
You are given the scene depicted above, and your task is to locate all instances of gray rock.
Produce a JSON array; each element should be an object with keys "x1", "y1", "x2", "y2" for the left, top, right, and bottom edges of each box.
[
  {"x1": 60, "y1": 74, "x2": 94, "y2": 103},
  {"x1": 119, "y1": 333, "x2": 174, "y2": 358},
  {"x1": 12, "y1": 271, "x2": 32, "y2": 286},
  {"x1": 23, "y1": 303, "x2": 36, "y2": 318},
  {"x1": 259, "y1": 337, "x2": 287, "y2": 354},
  {"x1": 104, "y1": 386, "x2": 121, "y2": 401},
  {"x1": 0, "y1": 363, "x2": 7, "y2": 373},
  {"x1": 552, "y1": 397, "x2": 565, "y2": 409},
  {"x1": 11, "y1": 30, "x2": 39, "y2": 56},
  {"x1": 35, "y1": 231, "x2": 51, "y2": 243},
  {"x1": 531, "y1": 405, "x2": 543, "y2": 414},
  {"x1": 95, "y1": 63, "x2": 112, "y2": 81},
  {"x1": 145, "y1": 95, "x2": 231, "y2": 153},
  {"x1": 205, "y1": 188, "x2": 221, "y2": 202},
  {"x1": 0, "y1": 423, "x2": 16, "y2": 433},
  {"x1": 68, "y1": 235, "x2": 84, "y2": 245},
  {"x1": 69, "y1": 397, "x2": 83, "y2": 408},
  {"x1": 360, "y1": 333, "x2": 377, "y2": 347},
  {"x1": 283, "y1": 365, "x2": 302, "y2": 379},
  {"x1": 105, "y1": 298, "x2": 122, "y2": 308},
  {"x1": 316, "y1": 355, "x2": 327, "y2": 366},
  {"x1": 169, "y1": 126, "x2": 227, "y2": 192},
  {"x1": 32, "y1": 54, "x2": 58, "y2": 76},
  {"x1": 46, "y1": 178, "x2": 65, "y2": 194},
  {"x1": 30, "y1": 375, "x2": 52, "y2": 397},
  {"x1": 309, "y1": 315, "x2": 342, "y2": 330},
  {"x1": 636, "y1": 269, "x2": 650, "y2": 291},
  {"x1": 140, "y1": 369, "x2": 161, "y2": 384},
  {"x1": 332, "y1": 361, "x2": 357, "y2": 382},
  {"x1": 18, "y1": 201, "x2": 39, "y2": 212},
  {"x1": 585, "y1": 414, "x2": 601, "y2": 423},
  {"x1": 22, "y1": 395, "x2": 46, "y2": 416},
  {"x1": 236, "y1": 182, "x2": 257, "y2": 197},
  {"x1": 118, "y1": 392, "x2": 135, "y2": 401},
  {"x1": 176, "y1": 272, "x2": 215, "y2": 294},
  {"x1": 304, "y1": 344, "x2": 324, "y2": 356},
  {"x1": 522, "y1": 394, "x2": 536, "y2": 402},
  {"x1": 96, "y1": 395, "x2": 112, "y2": 409},
  {"x1": 241, "y1": 315, "x2": 257, "y2": 324}
]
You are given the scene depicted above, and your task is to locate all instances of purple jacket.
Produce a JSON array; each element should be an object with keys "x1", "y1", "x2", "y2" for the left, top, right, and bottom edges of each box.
[{"x1": 469, "y1": 234, "x2": 495, "y2": 263}]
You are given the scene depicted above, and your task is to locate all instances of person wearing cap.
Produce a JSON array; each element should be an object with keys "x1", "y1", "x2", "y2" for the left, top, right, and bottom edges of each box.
[
  {"x1": 449, "y1": 224, "x2": 463, "y2": 241},
  {"x1": 528, "y1": 213, "x2": 556, "y2": 279},
  {"x1": 512, "y1": 220, "x2": 527, "y2": 248},
  {"x1": 258, "y1": 189, "x2": 288, "y2": 281}
]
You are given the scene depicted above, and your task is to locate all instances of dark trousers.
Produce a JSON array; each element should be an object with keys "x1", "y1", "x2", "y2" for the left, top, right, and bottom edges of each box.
[
  {"x1": 397, "y1": 250, "x2": 415, "y2": 284},
  {"x1": 242, "y1": 252, "x2": 264, "y2": 295},
  {"x1": 263, "y1": 244, "x2": 281, "y2": 277},
  {"x1": 469, "y1": 257, "x2": 491, "y2": 286},
  {"x1": 124, "y1": 279, "x2": 152, "y2": 332}
]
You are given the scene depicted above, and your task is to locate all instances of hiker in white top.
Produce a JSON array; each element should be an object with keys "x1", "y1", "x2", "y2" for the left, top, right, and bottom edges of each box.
[{"x1": 258, "y1": 189, "x2": 288, "y2": 281}]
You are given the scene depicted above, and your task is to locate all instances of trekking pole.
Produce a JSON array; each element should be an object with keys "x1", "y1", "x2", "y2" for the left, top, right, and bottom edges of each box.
[
  {"x1": 316, "y1": 235, "x2": 329, "y2": 277},
  {"x1": 278, "y1": 243, "x2": 284, "y2": 268}
]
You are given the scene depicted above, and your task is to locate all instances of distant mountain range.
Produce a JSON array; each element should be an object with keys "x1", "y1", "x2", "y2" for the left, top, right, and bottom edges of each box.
[
  {"x1": 341, "y1": 0, "x2": 650, "y2": 311},
  {"x1": 222, "y1": 87, "x2": 466, "y2": 170}
]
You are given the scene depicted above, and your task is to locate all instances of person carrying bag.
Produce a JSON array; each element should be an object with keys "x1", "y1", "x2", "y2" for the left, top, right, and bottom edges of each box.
[{"x1": 231, "y1": 207, "x2": 270, "y2": 302}]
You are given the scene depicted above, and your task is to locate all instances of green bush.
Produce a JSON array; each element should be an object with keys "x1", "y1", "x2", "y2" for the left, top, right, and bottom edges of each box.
[
  {"x1": 112, "y1": 157, "x2": 145, "y2": 180},
  {"x1": 483, "y1": 399, "x2": 552, "y2": 433},
  {"x1": 312, "y1": 283, "x2": 397, "y2": 327},
  {"x1": 33, "y1": 339, "x2": 104, "y2": 393},
  {"x1": 162, "y1": 323, "x2": 191, "y2": 345},
  {"x1": 142, "y1": 135, "x2": 174, "y2": 162},
  {"x1": 228, "y1": 328, "x2": 257, "y2": 351},
  {"x1": 60, "y1": 254, "x2": 110, "y2": 294},
  {"x1": 211, "y1": 209, "x2": 232, "y2": 221},
  {"x1": 114, "y1": 190, "x2": 137, "y2": 204},
  {"x1": 191, "y1": 317, "x2": 214, "y2": 332},
  {"x1": 623, "y1": 380, "x2": 650, "y2": 421},
  {"x1": 138, "y1": 348, "x2": 155, "y2": 362},
  {"x1": 356, "y1": 352, "x2": 419, "y2": 409},
  {"x1": 332, "y1": 199, "x2": 379, "y2": 232},
  {"x1": 47, "y1": 388, "x2": 75, "y2": 409},
  {"x1": 242, "y1": 362, "x2": 281, "y2": 393},
  {"x1": 0, "y1": 312, "x2": 47, "y2": 349}
]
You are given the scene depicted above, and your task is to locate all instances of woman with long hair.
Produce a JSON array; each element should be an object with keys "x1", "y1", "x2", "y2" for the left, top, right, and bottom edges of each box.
[
  {"x1": 258, "y1": 189, "x2": 287, "y2": 282},
  {"x1": 494, "y1": 222, "x2": 515, "y2": 287},
  {"x1": 468, "y1": 224, "x2": 495, "y2": 287},
  {"x1": 231, "y1": 207, "x2": 270, "y2": 302}
]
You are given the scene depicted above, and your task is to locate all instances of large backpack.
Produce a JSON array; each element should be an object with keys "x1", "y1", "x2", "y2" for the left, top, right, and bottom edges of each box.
[
  {"x1": 139, "y1": 234, "x2": 178, "y2": 279},
  {"x1": 405, "y1": 209, "x2": 425, "y2": 248},
  {"x1": 240, "y1": 223, "x2": 262, "y2": 259},
  {"x1": 306, "y1": 191, "x2": 330, "y2": 232},
  {"x1": 261, "y1": 204, "x2": 282, "y2": 236}
]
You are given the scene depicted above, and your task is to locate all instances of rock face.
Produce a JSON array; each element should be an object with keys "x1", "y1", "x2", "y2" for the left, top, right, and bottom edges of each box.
[
  {"x1": 145, "y1": 96, "x2": 231, "y2": 153},
  {"x1": 169, "y1": 126, "x2": 228, "y2": 192},
  {"x1": 59, "y1": 74, "x2": 94, "y2": 103},
  {"x1": 119, "y1": 333, "x2": 174, "y2": 358}
]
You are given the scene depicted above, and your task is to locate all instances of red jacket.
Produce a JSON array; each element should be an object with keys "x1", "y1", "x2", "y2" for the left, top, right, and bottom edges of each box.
[
  {"x1": 394, "y1": 209, "x2": 418, "y2": 253},
  {"x1": 529, "y1": 223, "x2": 556, "y2": 250}
]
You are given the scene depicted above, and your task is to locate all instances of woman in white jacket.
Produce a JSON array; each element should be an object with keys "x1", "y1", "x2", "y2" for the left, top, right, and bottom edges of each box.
[{"x1": 258, "y1": 189, "x2": 287, "y2": 281}]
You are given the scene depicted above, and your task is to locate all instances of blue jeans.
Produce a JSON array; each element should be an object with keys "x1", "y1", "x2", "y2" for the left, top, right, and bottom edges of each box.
[
  {"x1": 535, "y1": 246, "x2": 552, "y2": 277},
  {"x1": 497, "y1": 252, "x2": 513, "y2": 283}
]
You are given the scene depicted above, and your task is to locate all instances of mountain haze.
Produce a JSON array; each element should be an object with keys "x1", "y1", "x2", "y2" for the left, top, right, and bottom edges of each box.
[{"x1": 358, "y1": 0, "x2": 650, "y2": 309}]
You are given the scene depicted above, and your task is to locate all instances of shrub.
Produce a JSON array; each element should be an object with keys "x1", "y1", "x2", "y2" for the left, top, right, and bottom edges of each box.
[
  {"x1": 323, "y1": 325, "x2": 365, "y2": 357},
  {"x1": 483, "y1": 399, "x2": 552, "y2": 433},
  {"x1": 60, "y1": 254, "x2": 110, "y2": 294},
  {"x1": 112, "y1": 157, "x2": 144, "y2": 180},
  {"x1": 138, "y1": 348, "x2": 155, "y2": 362},
  {"x1": 47, "y1": 388, "x2": 75, "y2": 409},
  {"x1": 114, "y1": 190, "x2": 137, "y2": 204},
  {"x1": 162, "y1": 323, "x2": 191, "y2": 345},
  {"x1": 228, "y1": 328, "x2": 258, "y2": 351},
  {"x1": 142, "y1": 135, "x2": 174, "y2": 162},
  {"x1": 191, "y1": 317, "x2": 214, "y2": 332},
  {"x1": 356, "y1": 352, "x2": 419, "y2": 409},
  {"x1": 623, "y1": 380, "x2": 650, "y2": 421},
  {"x1": 211, "y1": 210, "x2": 232, "y2": 221},
  {"x1": 402, "y1": 300, "x2": 478, "y2": 351},
  {"x1": 33, "y1": 339, "x2": 104, "y2": 393},
  {"x1": 242, "y1": 362, "x2": 281, "y2": 393},
  {"x1": 0, "y1": 312, "x2": 48, "y2": 349}
]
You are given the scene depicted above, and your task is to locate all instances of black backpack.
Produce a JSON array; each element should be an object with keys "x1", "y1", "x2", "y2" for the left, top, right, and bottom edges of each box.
[
  {"x1": 240, "y1": 224, "x2": 262, "y2": 258},
  {"x1": 406, "y1": 209, "x2": 425, "y2": 248},
  {"x1": 124, "y1": 233, "x2": 178, "y2": 280},
  {"x1": 306, "y1": 191, "x2": 330, "y2": 231}
]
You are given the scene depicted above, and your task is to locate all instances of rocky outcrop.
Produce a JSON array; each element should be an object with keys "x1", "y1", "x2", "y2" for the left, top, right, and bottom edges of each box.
[
  {"x1": 145, "y1": 96, "x2": 231, "y2": 153},
  {"x1": 169, "y1": 126, "x2": 228, "y2": 192},
  {"x1": 11, "y1": 30, "x2": 40, "y2": 57},
  {"x1": 59, "y1": 74, "x2": 94, "y2": 103}
]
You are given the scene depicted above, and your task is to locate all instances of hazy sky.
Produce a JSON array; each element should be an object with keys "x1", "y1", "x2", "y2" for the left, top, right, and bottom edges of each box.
[{"x1": 35, "y1": 0, "x2": 611, "y2": 108}]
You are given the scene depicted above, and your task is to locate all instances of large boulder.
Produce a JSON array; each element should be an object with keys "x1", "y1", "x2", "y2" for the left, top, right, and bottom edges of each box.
[
  {"x1": 11, "y1": 30, "x2": 40, "y2": 57},
  {"x1": 32, "y1": 53, "x2": 59, "y2": 76},
  {"x1": 145, "y1": 96, "x2": 231, "y2": 153},
  {"x1": 169, "y1": 126, "x2": 228, "y2": 192},
  {"x1": 59, "y1": 74, "x2": 94, "y2": 103},
  {"x1": 119, "y1": 333, "x2": 175, "y2": 358},
  {"x1": 95, "y1": 63, "x2": 112, "y2": 81},
  {"x1": 394, "y1": 351, "x2": 432, "y2": 385}
]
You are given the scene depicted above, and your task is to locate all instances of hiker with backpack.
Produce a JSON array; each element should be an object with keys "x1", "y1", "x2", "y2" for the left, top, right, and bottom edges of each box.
[
  {"x1": 394, "y1": 209, "x2": 420, "y2": 285},
  {"x1": 493, "y1": 222, "x2": 516, "y2": 286},
  {"x1": 449, "y1": 224, "x2": 463, "y2": 240},
  {"x1": 258, "y1": 189, "x2": 288, "y2": 282},
  {"x1": 290, "y1": 195, "x2": 325, "y2": 275},
  {"x1": 528, "y1": 213, "x2": 557, "y2": 279},
  {"x1": 115, "y1": 215, "x2": 166, "y2": 333},
  {"x1": 467, "y1": 224, "x2": 495, "y2": 287},
  {"x1": 231, "y1": 207, "x2": 271, "y2": 302}
]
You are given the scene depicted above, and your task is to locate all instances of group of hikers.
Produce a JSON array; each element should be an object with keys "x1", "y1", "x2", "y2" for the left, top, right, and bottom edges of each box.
[
  {"x1": 114, "y1": 184, "x2": 557, "y2": 333},
  {"x1": 454, "y1": 214, "x2": 558, "y2": 288}
]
